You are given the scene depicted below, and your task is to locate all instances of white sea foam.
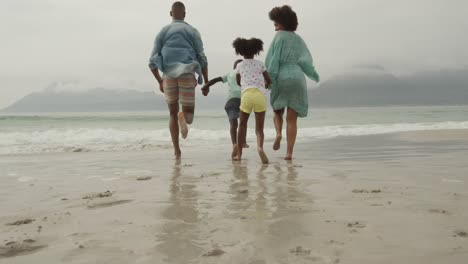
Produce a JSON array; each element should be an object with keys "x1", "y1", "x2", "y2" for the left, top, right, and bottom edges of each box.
[{"x1": 1, "y1": 121, "x2": 468, "y2": 154}]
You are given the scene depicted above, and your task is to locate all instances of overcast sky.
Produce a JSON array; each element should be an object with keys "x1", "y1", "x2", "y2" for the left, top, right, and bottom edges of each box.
[{"x1": 1, "y1": 0, "x2": 467, "y2": 108}]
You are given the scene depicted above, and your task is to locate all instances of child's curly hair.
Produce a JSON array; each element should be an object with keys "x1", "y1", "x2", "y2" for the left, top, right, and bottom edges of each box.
[
  {"x1": 232, "y1": 38, "x2": 264, "y2": 58},
  {"x1": 269, "y1": 5, "x2": 298, "y2": 31}
]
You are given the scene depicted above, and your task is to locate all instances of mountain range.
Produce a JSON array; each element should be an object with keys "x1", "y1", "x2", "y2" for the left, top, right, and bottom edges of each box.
[{"x1": 2, "y1": 67, "x2": 468, "y2": 112}]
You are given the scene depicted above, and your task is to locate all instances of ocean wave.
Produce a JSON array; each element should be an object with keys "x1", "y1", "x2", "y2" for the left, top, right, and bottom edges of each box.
[{"x1": 1, "y1": 121, "x2": 468, "y2": 154}]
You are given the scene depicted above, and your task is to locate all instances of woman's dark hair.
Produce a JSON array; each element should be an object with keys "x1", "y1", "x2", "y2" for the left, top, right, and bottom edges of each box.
[
  {"x1": 269, "y1": 5, "x2": 298, "y2": 31},
  {"x1": 232, "y1": 38, "x2": 264, "y2": 58}
]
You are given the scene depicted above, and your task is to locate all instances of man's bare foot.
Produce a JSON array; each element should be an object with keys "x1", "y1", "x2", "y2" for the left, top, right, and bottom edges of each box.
[
  {"x1": 273, "y1": 135, "x2": 282, "y2": 151},
  {"x1": 258, "y1": 148, "x2": 269, "y2": 164},
  {"x1": 284, "y1": 153, "x2": 292, "y2": 160},
  {"x1": 242, "y1": 143, "x2": 250, "y2": 148},
  {"x1": 174, "y1": 149, "x2": 182, "y2": 160},
  {"x1": 177, "y1": 112, "x2": 188, "y2": 139}
]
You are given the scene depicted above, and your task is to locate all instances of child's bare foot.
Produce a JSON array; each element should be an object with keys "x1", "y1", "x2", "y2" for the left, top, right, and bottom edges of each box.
[
  {"x1": 258, "y1": 148, "x2": 269, "y2": 164},
  {"x1": 174, "y1": 148, "x2": 182, "y2": 160},
  {"x1": 177, "y1": 112, "x2": 188, "y2": 139},
  {"x1": 284, "y1": 153, "x2": 292, "y2": 160},
  {"x1": 273, "y1": 135, "x2": 282, "y2": 151},
  {"x1": 242, "y1": 143, "x2": 250, "y2": 148},
  {"x1": 232, "y1": 145, "x2": 239, "y2": 160}
]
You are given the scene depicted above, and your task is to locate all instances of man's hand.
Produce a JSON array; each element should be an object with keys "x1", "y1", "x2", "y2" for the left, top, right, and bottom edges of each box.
[{"x1": 201, "y1": 84, "x2": 210, "y2": 96}]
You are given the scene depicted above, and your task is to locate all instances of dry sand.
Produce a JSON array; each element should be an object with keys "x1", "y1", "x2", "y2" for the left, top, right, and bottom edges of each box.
[{"x1": 1, "y1": 129, "x2": 468, "y2": 263}]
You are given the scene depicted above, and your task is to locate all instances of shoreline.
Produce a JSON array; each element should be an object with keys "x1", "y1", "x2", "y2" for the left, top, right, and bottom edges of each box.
[{"x1": 1, "y1": 128, "x2": 468, "y2": 158}]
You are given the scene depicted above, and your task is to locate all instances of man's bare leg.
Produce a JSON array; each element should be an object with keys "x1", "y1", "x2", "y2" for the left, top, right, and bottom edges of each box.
[
  {"x1": 168, "y1": 102, "x2": 181, "y2": 159},
  {"x1": 178, "y1": 105, "x2": 194, "y2": 139},
  {"x1": 255, "y1": 111, "x2": 268, "y2": 164},
  {"x1": 273, "y1": 108, "x2": 284, "y2": 150},
  {"x1": 285, "y1": 108, "x2": 298, "y2": 160},
  {"x1": 234, "y1": 111, "x2": 249, "y2": 161}
]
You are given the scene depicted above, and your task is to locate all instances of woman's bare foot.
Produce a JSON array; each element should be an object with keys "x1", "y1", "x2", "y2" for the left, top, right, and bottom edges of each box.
[
  {"x1": 273, "y1": 135, "x2": 282, "y2": 151},
  {"x1": 174, "y1": 148, "x2": 182, "y2": 160},
  {"x1": 258, "y1": 148, "x2": 269, "y2": 164},
  {"x1": 232, "y1": 154, "x2": 241, "y2": 161},
  {"x1": 284, "y1": 153, "x2": 292, "y2": 160},
  {"x1": 242, "y1": 143, "x2": 250, "y2": 148},
  {"x1": 177, "y1": 112, "x2": 188, "y2": 139}
]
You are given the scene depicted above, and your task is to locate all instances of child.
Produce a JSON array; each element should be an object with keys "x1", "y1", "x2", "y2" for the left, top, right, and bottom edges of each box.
[
  {"x1": 201, "y1": 59, "x2": 250, "y2": 159},
  {"x1": 232, "y1": 38, "x2": 272, "y2": 164}
]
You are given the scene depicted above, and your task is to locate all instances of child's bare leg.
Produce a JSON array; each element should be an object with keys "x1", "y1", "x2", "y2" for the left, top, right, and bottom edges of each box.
[
  {"x1": 273, "y1": 108, "x2": 284, "y2": 150},
  {"x1": 234, "y1": 111, "x2": 249, "y2": 160},
  {"x1": 229, "y1": 118, "x2": 239, "y2": 159},
  {"x1": 285, "y1": 108, "x2": 298, "y2": 160},
  {"x1": 255, "y1": 111, "x2": 268, "y2": 164}
]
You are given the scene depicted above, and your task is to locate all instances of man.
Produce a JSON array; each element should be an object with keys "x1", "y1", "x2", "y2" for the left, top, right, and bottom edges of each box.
[{"x1": 149, "y1": 1, "x2": 208, "y2": 159}]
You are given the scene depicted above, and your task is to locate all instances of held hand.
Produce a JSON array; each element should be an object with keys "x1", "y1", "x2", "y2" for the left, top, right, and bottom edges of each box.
[{"x1": 201, "y1": 85, "x2": 210, "y2": 96}]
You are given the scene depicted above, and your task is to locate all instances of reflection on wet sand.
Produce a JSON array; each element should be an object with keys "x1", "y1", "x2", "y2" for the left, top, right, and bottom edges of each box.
[
  {"x1": 228, "y1": 161, "x2": 251, "y2": 214},
  {"x1": 155, "y1": 159, "x2": 317, "y2": 263},
  {"x1": 156, "y1": 160, "x2": 203, "y2": 263},
  {"x1": 266, "y1": 162, "x2": 312, "y2": 262},
  {"x1": 225, "y1": 161, "x2": 315, "y2": 263}
]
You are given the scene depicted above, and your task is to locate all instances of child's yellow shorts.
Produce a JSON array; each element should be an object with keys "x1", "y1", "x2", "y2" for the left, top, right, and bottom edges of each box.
[{"x1": 240, "y1": 88, "x2": 267, "y2": 114}]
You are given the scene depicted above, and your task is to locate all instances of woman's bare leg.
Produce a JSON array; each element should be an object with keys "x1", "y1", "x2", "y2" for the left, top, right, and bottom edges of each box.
[
  {"x1": 285, "y1": 108, "x2": 298, "y2": 160},
  {"x1": 273, "y1": 108, "x2": 284, "y2": 150}
]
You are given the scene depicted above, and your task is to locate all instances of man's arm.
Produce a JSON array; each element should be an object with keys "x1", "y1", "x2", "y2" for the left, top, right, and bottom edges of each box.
[
  {"x1": 201, "y1": 66, "x2": 209, "y2": 84},
  {"x1": 151, "y1": 68, "x2": 164, "y2": 93},
  {"x1": 149, "y1": 30, "x2": 165, "y2": 93},
  {"x1": 193, "y1": 29, "x2": 208, "y2": 83},
  {"x1": 148, "y1": 31, "x2": 163, "y2": 71}
]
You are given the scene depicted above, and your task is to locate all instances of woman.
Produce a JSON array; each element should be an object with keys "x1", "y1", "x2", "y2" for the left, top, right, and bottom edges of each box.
[{"x1": 265, "y1": 5, "x2": 320, "y2": 160}]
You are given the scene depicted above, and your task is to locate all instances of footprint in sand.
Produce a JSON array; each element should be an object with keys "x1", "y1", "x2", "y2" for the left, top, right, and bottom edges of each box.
[
  {"x1": 6, "y1": 218, "x2": 35, "y2": 226},
  {"x1": 290, "y1": 246, "x2": 311, "y2": 256},
  {"x1": 136, "y1": 176, "x2": 152, "y2": 181},
  {"x1": 86, "y1": 199, "x2": 133, "y2": 209},
  {"x1": 82, "y1": 191, "x2": 113, "y2": 199},
  {"x1": 454, "y1": 230, "x2": 467, "y2": 238},
  {"x1": 0, "y1": 240, "x2": 47, "y2": 258},
  {"x1": 202, "y1": 248, "x2": 225, "y2": 257},
  {"x1": 428, "y1": 209, "x2": 449, "y2": 214},
  {"x1": 352, "y1": 189, "x2": 381, "y2": 194},
  {"x1": 347, "y1": 221, "x2": 366, "y2": 229}
]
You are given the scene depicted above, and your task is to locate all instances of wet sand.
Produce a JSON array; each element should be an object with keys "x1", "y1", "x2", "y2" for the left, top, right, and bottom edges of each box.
[{"x1": 1, "y1": 129, "x2": 468, "y2": 263}]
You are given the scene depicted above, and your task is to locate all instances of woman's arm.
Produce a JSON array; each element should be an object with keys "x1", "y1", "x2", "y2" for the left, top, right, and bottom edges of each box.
[
  {"x1": 298, "y1": 37, "x2": 320, "y2": 82},
  {"x1": 236, "y1": 74, "x2": 241, "y2": 86}
]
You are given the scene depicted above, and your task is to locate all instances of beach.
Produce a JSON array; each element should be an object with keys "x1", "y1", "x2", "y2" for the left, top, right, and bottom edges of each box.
[{"x1": 1, "y1": 129, "x2": 468, "y2": 263}]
